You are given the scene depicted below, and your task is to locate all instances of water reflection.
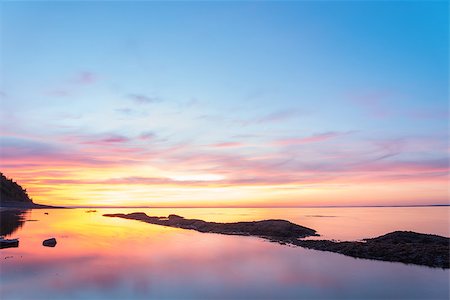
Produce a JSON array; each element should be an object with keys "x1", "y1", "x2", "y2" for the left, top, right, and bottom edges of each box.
[
  {"x1": 0, "y1": 208, "x2": 449, "y2": 299},
  {"x1": 0, "y1": 209, "x2": 28, "y2": 237}
]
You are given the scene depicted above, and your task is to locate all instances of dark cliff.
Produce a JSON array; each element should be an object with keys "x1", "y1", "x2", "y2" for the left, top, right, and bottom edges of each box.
[
  {"x1": 0, "y1": 172, "x2": 61, "y2": 208},
  {"x1": 0, "y1": 172, "x2": 33, "y2": 204}
]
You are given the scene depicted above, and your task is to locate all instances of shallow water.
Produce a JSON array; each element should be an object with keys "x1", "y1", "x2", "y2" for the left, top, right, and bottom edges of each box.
[{"x1": 0, "y1": 207, "x2": 449, "y2": 299}]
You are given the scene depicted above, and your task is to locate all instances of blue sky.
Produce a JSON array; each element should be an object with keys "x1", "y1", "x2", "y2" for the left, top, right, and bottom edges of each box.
[{"x1": 0, "y1": 1, "x2": 448, "y2": 206}]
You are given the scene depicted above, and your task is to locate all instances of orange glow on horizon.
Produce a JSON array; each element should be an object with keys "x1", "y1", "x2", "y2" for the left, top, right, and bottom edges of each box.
[{"x1": 2, "y1": 165, "x2": 447, "y2": 207}]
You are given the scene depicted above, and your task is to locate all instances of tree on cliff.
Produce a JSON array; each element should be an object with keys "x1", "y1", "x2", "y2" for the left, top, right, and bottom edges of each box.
[{"x1": 0, "y1": 172, "x2": 33, "y2": 204}]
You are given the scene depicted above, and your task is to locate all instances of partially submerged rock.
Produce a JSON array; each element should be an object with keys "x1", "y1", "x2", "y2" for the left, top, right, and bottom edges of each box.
[
  {"x1": 42, "y1": 238, "x2": 57, "y2": 247},
  {"x1": 104, "y1": 212, "x2": 450, "y2": 269},
  {"x1": 104, "y1": 213, "x2": 318, "y2": 239},
  {"x1": 293, "y1": 231, "x2": 449, "y2": 269},
  {"x1": 0, "y1": 237, "x2": 19, "y2": 249}
]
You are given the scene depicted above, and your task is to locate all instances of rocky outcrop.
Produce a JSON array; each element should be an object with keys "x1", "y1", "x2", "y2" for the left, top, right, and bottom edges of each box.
[
  {"x1": 104, "y1": 212, "x2": 450, "y2": 269},
  {"x1": 1, "y1": 173, "x2": 33, "y2": 204},
  {"x1": 103, "y1": 212, "x2": 318, "y2": 239},
  {"x1": 0, "y1": 172, "x2": 61, "y2": 208},
  {"x1": 294, "y1": 231, "x2": 449, "y2": 269}
]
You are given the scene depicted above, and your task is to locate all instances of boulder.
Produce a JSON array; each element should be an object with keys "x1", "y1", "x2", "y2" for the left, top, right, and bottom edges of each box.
[{"x1": 42, "y1": 238, "x2": 57, "y2": 247}]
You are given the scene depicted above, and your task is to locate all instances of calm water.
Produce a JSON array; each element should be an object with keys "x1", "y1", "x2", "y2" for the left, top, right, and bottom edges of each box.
[{"x1": 1, "y1": 207, "x2": 449, "y2": 299}]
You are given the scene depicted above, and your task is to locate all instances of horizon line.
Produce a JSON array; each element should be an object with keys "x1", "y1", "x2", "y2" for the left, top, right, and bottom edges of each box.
[{"x1": 52, "y1": 204, "x2": 450, "y2": 209}]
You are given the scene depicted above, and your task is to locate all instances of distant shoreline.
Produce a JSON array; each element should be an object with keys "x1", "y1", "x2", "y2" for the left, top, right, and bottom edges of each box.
[
  {"x1": 61, "y1": 204, "x2": 449, "y2": 209},
  {"x1": 2, "y1": 204, "x2": 448, "y2": 210},
  {"x1": 0, "y1": 202, "x2": 66, "y2": 209}
]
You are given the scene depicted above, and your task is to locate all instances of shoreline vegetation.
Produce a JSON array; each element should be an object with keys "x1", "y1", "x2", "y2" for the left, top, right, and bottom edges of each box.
[
  {"x1": 104, "y1": 212, "x2": 450, "y2": 269},
  {"x1": 0, "y1": 173, "x2": 63, "y2": 209}
]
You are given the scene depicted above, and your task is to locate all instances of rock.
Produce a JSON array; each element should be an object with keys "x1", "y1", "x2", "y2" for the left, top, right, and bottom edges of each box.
[
  {"x1": 42, "y1": 238, "x2": 57, "y2": 247},
  {"x1": 0, "y1": 238, "x2": 19, "y2": 249},
  {"x1": 104, "y1": 212, "x2": 318, "y2": 239},
  {"x1": 104, "y1": 212, "x2": 450, "y2": 269},
  {"x1": 294, "y1": 231, "x2": 450, "y2": 269}
]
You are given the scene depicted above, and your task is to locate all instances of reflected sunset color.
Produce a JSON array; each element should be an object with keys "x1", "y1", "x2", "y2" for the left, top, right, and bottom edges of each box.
[
  {"x1": 1, "y1": 1, "x2": 449, "y2": 299},
  {"x1": 1, "y1": 208, "x2": 449, "y2": 299}
]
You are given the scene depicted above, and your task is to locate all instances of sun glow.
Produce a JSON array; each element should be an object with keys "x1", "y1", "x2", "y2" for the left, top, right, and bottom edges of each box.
[
  {"x1": 168, "y1": 174, "x2": 225, "y2": 182},
  {"x1": 1, "y1": 0, "x2": 447, "y2": 208}
]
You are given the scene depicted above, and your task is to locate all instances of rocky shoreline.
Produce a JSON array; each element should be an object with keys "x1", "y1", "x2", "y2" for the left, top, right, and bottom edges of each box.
[
  {"x1": 104, "y1": 212, "x2": 450, "y2": 269},
  {"x1": 294, "y1": 231, "x2": 449, "y2": 269},
  {"x1": 104, "y1": 212, "x2": 318, "y2": 239}
]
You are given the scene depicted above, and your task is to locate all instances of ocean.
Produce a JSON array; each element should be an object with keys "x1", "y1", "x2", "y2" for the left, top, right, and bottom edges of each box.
[{"x1": 1, "y1": 207, "x2": 449, "y2": 299}]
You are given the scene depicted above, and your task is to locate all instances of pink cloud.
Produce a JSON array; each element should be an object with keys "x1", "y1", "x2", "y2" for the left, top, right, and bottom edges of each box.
[
  {"x1": 139, "y1": 132, "x2": 155, "y2": 141},
  {"x1": 274, "y1": 132, "x2": 342, "y2": 146},
  {"x1": 74, "y1": 72, "x2": 97, "y2": 85},
  {"x1": 100, "y1": 135, "x2": 129, "y2": 143},
  {"x1": 210, "y1": 142, "x2": 244, "y2": 148},
  {"x1": 349, "y1": 91, "x2": 394, "y2": 119},
  {"x1": 63, "y1": 134, "x2": 131, "y2": 146},
  {"x1": 128, "y1": 94, "x2": 160, "y2": 104},
  {"x1": 352, "y1": 158, "x2": 449, "y2": 173},
  {"x1": 2, "y1": 130, "x2": 448, "y2": 203}
]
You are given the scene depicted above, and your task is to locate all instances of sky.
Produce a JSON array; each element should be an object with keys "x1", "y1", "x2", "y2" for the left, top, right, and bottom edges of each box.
[{"x1": 0, "y1": 1, "x2": 448, "y2": 207}]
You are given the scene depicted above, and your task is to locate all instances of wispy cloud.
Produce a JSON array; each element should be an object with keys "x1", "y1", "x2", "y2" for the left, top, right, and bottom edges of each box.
[
  {"x1": 2, "y1": 129, "x2": 447, "y2": 206},
  {"x1": 352, "y1": 158, "x2": 449, "y2": 173},
  {"x1": 234, "y1": 109, "x2": 304, "y2": 126},
  {"x1": 274, "y1": 132, "x2": 344, "y2": 146},
  {"x1": 0, "y1": 137, "x2": 59, "y2": 159},
  {"x1": 99, "y1": 135, "x2": 130, "y2": 143},
  {"x1": 115, "y1": 108, "x2": 133, "y2": 115},
  {"x1": 74, "y1": 71, "x2": 97, "y2": 85},
  {"x1": 209, "y1": 142, "x2": 244, "y2": 148},
  {"x1": 349, "y1": 91, "x2": 393, "y2": 119},
  {"x1": 128, "y1": 94, "x2": 161, "y2": 104},
  {"x1": 76, "y1": 134, "x2": 131, "y2": 146},
  {"x1": 139, "y1": 131, "x2": 155, "y2": 141},
  {"x1": 256, "y1": 109, "x2": 302, "y2": 124},
  {"x1": 58, "y1": 133, "x2": 137, "y2": 151},
  {"x1": 46, "y1": 89, "x2": 71, "y2": 97},
  {"x1": 41, "y1": 71, "x2": 98, "y2": 98}
]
